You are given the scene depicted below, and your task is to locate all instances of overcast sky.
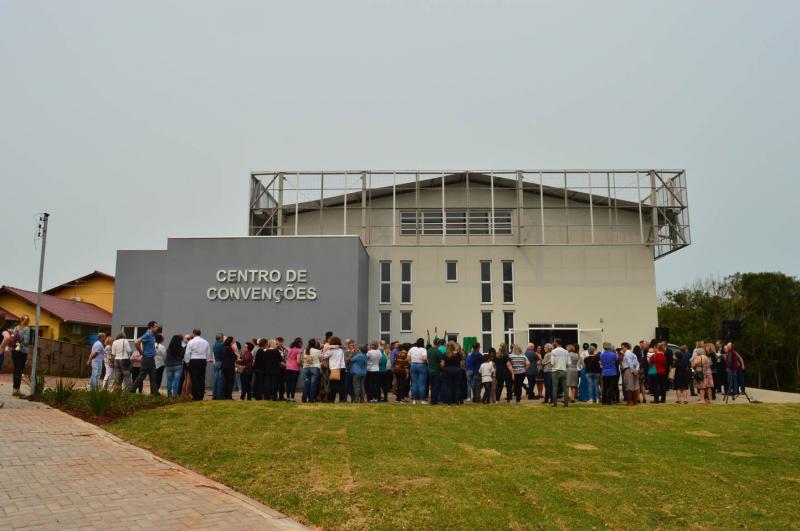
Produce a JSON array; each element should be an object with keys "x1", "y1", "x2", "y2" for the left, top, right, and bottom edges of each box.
[{"x1": 2, "y1": 0, "x2": 798, "y2": 295}]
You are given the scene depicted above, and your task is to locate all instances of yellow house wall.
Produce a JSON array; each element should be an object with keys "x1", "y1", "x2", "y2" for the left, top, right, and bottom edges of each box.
[
  {"x1": 0, "y1": 294, "x2": 58, "y2": 339},
  {"x1": 50, "y1": 277, "x2": 115, "y2": 313}
]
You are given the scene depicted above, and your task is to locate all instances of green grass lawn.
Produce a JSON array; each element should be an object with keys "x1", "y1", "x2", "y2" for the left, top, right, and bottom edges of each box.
[{"x1": 107, "y1": 402, "x2": 800, "y2": 530}]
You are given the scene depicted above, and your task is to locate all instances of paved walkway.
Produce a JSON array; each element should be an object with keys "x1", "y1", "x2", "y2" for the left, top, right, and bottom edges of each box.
[{"x1": 0, "y1": 382, "x2": 307, "y2": 531}]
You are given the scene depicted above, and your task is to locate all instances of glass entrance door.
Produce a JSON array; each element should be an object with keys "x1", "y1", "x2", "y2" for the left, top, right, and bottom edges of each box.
[{"x1": 528, "y1": 324, "x2": 579, "y2": 347}]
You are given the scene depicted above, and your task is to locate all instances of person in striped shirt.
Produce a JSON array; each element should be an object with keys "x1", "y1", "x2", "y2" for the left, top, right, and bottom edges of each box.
[{"x1": 508, "y1": 344, "x2": 530, "y2": 403}]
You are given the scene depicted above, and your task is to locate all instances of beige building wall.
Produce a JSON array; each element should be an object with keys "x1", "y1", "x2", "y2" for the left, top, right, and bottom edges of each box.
[
  {"x1": 363, "y1": 245, "x2": 657, "y2": 349},
  {"x1": 284, "y1": 180, "x2": 658, "y2": 347},
  {"x1": 284, "y1": 180, "x2": 651, "y2": 247}
]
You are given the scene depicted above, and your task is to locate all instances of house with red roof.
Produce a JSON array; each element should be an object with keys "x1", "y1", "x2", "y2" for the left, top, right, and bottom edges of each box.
[{"x1": 0, "y1": 282, "x2": 112, "y2": 343}]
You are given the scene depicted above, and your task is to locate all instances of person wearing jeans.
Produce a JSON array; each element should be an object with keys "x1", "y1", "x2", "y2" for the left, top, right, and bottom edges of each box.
[
  {"x1": 11, "y1": 315, "x2": 33, "y2": 396},
  {"x1": 301, "y1": 339, "x2": 322, "y2": 402},
  {"x1": 165, "y1": 363, "x2": 183, "y2": 398},
  {"x1": 129, "y1": 322, "x2": 160, "y2": 395},
  {"x1": 88, "y1": 333, "x2": 107, "y2": 390},
  {"x1": 407, "y1": 338, "x2": 428, "y2": 403},
  {"x1": 427, "y1": 339, "x2": 444, "y2": 405},
  {"x1": 164, "y1": 335, "x2": 185, "y2": 398},
  {"x1": 583, "y1": 346, "x2": 601, "y2": 403},
  {"x1": 284, "y1": 338, "x2": 303, "y2": 402},
  {"x1": 212, "y1": 334, "x2": 225, "y2": 400}
]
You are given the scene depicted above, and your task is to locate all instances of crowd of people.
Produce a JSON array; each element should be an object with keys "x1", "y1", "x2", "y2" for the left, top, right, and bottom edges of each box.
[
  {"x1": 60, "y1": 319, "x2": 749, "y2": 407},
  {"x1": 1, "y1": 313, "x2": 746, "y2": 406}
]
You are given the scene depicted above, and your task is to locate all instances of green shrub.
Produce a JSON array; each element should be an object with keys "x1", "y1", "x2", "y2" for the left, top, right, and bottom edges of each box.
[
  {"x1": 22, "y1": 373, "x2": 47, "y2": 396},
  {"x1": 86, "y1": 388, "x2": 114, "y2": 417},
  {"x1": 44, "y1": 378, "x2": 76, "y2": 405},
  {"x1": 37, "y1": 387, "x2": 187, "y2": 421}
]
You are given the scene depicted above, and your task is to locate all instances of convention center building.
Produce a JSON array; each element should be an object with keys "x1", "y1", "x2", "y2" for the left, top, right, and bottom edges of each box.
[{"x1": 113, "y1": 169, "x2": 690, "y2": 350}]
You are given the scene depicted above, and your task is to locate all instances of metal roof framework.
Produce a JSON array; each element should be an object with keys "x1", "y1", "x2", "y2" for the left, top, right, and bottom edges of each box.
[{"x1": 249, "y1": 169, "x2": 690, "y2": 260}]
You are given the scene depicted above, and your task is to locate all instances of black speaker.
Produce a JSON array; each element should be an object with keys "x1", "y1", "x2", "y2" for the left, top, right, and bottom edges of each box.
[
  {"x1": 655, "y1": 327, "x2": 670, "y2": 342},
  {"x1": 722, "y1": 320, "x2": 742, "y2": 341}
]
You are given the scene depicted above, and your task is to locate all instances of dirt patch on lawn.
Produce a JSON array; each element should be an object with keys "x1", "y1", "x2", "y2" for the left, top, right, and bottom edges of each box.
[
  {"x1": 686, "y1": 430, "x2": 719, "y2": 437},
  {"x1": 720, "y1": 451, "x2": 756, "y2": 457},
  {"x1": 398, "y1": 476, "x2": 432, "y2": 488},
  {"x1": 458, "y1": 443, "x2": 501, "y2": 457},
  {"x1": 569, "y1": 443, "x2": 598, "y2": 451}
]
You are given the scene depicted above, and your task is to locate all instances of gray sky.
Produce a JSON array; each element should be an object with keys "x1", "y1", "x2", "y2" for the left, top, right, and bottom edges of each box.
[{"x1": 2, "y1": 0, "x2": 798, "y2": 294}]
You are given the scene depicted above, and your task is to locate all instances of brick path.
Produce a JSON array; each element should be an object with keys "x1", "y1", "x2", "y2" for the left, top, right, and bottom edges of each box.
[{"x1": 0, "y1": 382, "x2": 307, "y2": 531}]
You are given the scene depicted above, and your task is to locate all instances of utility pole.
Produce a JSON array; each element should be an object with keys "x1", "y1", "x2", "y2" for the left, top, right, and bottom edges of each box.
[{"x1": 30, "y1": 213, "x2": 49, "y2": 395}]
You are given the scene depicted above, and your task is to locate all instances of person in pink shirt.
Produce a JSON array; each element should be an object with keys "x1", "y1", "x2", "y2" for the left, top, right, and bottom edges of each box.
[{"x1": 285, "y1": 338, "x2": 303, "y2": 402}]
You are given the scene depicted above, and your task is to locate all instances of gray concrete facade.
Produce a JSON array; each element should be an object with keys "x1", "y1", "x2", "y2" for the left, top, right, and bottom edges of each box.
[{"x1": 113, "y1": 236, "x2": 369, "y2": 343}]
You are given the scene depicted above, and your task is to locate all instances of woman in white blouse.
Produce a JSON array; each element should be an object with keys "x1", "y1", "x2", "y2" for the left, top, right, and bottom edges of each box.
[
  {"x1": 407, "y1": 338, "x2": 428, "y2": 404},
  {"x1": 301, "y1": 338, "x2": 322, "y2": 403},
  {"x1": 321, "y1": 336, "x2": 346, "y2": 402}
]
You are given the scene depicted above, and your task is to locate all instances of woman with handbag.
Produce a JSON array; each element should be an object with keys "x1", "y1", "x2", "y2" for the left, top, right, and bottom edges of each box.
[
  {"x1": 692, "y1": 346, "x2": 714, "y2": 404},
  {"x1": 322, "y1": 336, "x2": 346, "y2": 402}
]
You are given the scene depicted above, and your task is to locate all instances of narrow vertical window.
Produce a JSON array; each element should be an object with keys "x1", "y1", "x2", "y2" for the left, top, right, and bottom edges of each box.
[
  {"x1": 401, "y1": 261, "x2": 412, "y2": 304},
  {"x1": 446, "y1": 260, "x2": 458, "y2": 282},
  {"x1": 480, "y1": 260, "x2": 491, "y2": 303},
  {"x1": 503, "y1": 311, "x2": 515, "y2": 346},
  {"x1": 502, "y1": 261, "x2": 513, "y2": 303},
  {"x1": 481, "y1": 311, "x2": 492, "y2": 353},
  {"x1": 380, "y1": 311, "x2": 391, "y2": 343},
  {"x1": 401, "y1": 311, "x2": 412, "y2": 333},
  {"x1": 379, "y1": 261, "x2": 391, "y2": 304}
]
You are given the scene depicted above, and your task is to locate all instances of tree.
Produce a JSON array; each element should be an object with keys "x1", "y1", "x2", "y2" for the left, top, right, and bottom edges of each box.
[{"x1": 658, "y1": 272, "x2": 800, "y2": 392}]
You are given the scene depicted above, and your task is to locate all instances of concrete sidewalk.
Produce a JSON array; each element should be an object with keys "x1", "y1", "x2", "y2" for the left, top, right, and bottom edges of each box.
[{"x1": 0, "y1": 381, "x2": 307, "y2": 531}]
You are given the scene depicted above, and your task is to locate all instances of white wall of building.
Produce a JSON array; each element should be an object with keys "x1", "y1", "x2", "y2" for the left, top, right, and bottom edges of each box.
[
  {"x1": 283, "y1": 179, "x2": 658, "y2": 348},
  {"x1": 364, "y1": 245, "x2": 657, "y2": 349}
]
